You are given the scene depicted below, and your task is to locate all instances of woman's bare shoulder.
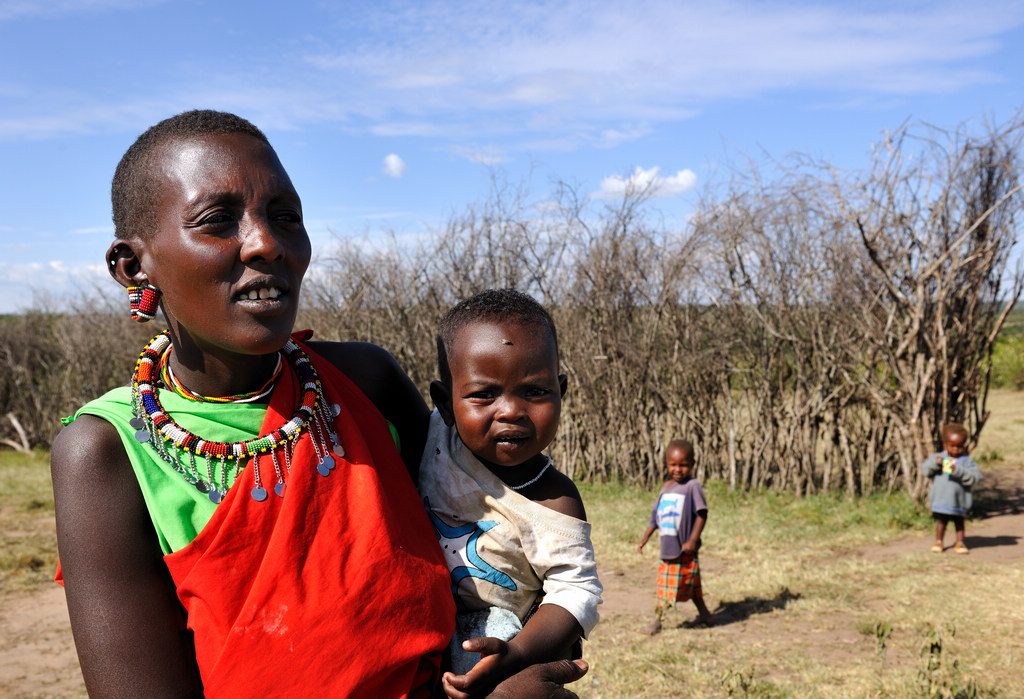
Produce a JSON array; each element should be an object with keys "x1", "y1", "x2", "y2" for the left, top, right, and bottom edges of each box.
[
  {"x1": 51, "y1": 414, "x2": 128, "y2": 481},
  {"x1": 307, "y1": 340, "x2": 397, "y2": 388}
]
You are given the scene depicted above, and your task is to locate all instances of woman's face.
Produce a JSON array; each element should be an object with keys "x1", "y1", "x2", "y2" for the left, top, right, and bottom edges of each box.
[{"x1": 138, "y1": 132, "x2": 311, "y2": 360}]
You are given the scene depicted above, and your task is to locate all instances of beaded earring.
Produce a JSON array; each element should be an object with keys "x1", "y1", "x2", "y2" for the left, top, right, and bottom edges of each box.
[{"x1": 128, "y1": 283, "x2": 162, "y2": 322}]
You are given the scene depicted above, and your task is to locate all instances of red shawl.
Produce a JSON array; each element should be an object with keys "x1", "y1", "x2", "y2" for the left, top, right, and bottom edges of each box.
[{"x1": 164, "y1": 341, "x2": 454, "y2": 697}]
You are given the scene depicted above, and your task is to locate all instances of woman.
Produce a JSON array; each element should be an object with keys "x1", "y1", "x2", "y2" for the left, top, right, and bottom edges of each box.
[{"x1": 51, "y1": 110, "x2": 587, "y2": 697}]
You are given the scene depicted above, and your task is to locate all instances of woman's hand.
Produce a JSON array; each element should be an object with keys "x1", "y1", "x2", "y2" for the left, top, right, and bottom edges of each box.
[{"x1": 486, "y1": 659, "x2": 588, "y2": 699}]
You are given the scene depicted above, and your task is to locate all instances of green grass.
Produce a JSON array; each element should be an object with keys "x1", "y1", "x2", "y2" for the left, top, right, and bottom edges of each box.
[
  {"x1": 0, "y1": 449, "x2": 59, "y2": 591},
  {"x1": 570, "y1": 401, "x2": 1023, "y2": 699},
  {"x1": 578, "y1": 478, "x2": 926, "y2": 574}
]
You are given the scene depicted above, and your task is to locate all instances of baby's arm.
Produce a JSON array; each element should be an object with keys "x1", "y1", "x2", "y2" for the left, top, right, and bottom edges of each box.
[
  {"x1": 920, "y1": 454, "x2": 941, "y2": 478},
  {"x1": 950, "y1": 457, "x2": 982, "y2": 487},
  {"x1": 443, "y1": 606, "x2": 584, "y2": 699}
]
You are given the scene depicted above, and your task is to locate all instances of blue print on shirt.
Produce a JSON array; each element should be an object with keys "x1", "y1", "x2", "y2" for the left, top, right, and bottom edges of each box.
[
  {"x1": 424, "y1": 497, "x2": 516, "y2": 608},
  {"x1": 657, "y1": 492, "x2": 686, "y2": 537}
]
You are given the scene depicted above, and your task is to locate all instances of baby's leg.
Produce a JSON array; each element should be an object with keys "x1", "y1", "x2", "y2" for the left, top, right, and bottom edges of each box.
[
  {"x1": 450, "y1": 607, "x2": 522, "y2": 675},
  {"x1": 952, "y1": 515, "x2": 965, "y2": 538},
  {"x1": 952, "y1": 516, "x2": 969, "y2": 554}
]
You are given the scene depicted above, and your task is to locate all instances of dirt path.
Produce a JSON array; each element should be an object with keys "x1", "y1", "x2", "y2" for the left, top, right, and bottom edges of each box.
[
  {"x1": 0, "y1": 584, "x2": 82, "y2": 698},
  {"x1": 3, "y1": 468, "x2": 1020, "y2": 697}
]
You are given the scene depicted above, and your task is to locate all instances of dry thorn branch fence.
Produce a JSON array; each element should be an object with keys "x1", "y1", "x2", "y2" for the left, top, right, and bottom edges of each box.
[{"x1": 2, "y1": 116, "x2": 1021, "y2": 497}]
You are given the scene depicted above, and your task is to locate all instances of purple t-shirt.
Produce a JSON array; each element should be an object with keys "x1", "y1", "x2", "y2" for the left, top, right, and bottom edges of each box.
[{"x1": 648, "y1": 478, "x2": 708, "y2": 560}]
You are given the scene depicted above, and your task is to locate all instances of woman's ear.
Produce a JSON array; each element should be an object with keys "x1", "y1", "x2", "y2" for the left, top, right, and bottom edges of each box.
[{"x1": 106, "y1": 240, "x2": 144, "y2": 288}]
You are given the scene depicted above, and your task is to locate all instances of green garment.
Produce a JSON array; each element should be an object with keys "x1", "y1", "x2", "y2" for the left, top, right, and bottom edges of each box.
[{"x1": 63, "y1": 387, "x2": 400, "y2": 554}]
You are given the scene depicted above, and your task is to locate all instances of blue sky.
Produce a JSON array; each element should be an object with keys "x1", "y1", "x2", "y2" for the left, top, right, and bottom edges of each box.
[{"x1": 2, "y1": 0, "x2": 1023, "y2": 314}]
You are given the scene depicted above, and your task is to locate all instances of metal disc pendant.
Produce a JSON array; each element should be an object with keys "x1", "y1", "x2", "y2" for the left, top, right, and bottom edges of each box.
[
  {"x1": 317, "y1": 462, "x2": 332, "y2": 477},
  {"x1": 321, "y1": 454, "x2": 336, "y2": 471},
  {"x1": 195, "y1": 480, "x2": 210, "y2": 493},
  {"x1": 331, "y1": 403, "x2": 341, "y2": 417},
  {"x1": 274, "y1": 482, "x2": 286, "y2": 497},
  {"x1": 332, "y1": 443, "x2": 345, "y2": 458},
  {"x1": 134, "y1": 429, "x2": 150, "y2": 443},
  {"x1": 209, "y1": 489, "x2": 223, "y2": 504},
  {"x1": 129, "y1": 417, "x2": 146, "y2": 430},
  {"x1": 251, "y1": 486, "x2": 268, "y2": 502}
]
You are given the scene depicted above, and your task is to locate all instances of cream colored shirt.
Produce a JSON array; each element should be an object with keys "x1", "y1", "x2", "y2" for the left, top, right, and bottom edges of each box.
[{"x1": 418, "y1": 411, "x2": 602, "y2": 637}]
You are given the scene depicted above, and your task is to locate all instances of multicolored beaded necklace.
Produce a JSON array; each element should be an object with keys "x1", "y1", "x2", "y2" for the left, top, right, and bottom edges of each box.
[
  {"x1": 159, "y1": 350, "x2": 282, "y2": 404},
  {"x1": 130, "y1": 331, "x2": 344, "y2": 504}
]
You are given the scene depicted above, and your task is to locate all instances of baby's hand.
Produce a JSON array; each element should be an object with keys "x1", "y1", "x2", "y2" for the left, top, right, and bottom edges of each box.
[{"x1": 442, "y1": 636, "x2": 525, "y2": 699}]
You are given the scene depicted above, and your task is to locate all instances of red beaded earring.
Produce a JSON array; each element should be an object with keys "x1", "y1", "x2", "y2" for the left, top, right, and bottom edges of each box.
[{"x1": 128, "y1": 283, "x2": 162, "y2": 322}]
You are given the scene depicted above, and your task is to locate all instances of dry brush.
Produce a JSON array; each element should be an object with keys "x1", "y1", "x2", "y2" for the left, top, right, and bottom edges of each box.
[{"x1": 3, "y1": 115, "x2": 1021, "y2": 497}]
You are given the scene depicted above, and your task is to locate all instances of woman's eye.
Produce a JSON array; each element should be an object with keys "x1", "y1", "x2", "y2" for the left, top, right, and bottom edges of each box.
[{"x1": 199, "y1": 212, "x2": 234, "y2": 226}]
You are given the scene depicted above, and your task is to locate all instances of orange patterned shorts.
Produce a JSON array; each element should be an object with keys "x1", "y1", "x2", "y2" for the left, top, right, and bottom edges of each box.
[{"x1": 655, "y1": 552, "x2": 702, "y2": 608}]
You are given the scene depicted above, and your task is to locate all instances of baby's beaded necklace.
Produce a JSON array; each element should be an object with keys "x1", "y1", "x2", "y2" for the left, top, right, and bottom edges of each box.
[{"x1": 131, "y1": 331, "x2": 344, "y2": 504}]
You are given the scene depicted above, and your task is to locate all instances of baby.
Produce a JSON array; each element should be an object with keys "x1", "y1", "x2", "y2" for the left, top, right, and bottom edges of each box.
[{"x1": 418, "y1": 289, "x2": 602, "y2": 698}]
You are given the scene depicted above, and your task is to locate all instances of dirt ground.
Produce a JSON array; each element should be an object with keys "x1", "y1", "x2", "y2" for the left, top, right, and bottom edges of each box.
[{"x1": 2, "y1": 468, "x2": 1021, "y2": 698}]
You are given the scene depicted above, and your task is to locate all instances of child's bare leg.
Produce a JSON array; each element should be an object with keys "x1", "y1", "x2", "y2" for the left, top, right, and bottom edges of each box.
[
  {"x1": 934, "y1": 516, "x2": 947, "y2": 543},
  {"x1": 637, "y1": 604, "x2": 663, "y2": 635},
  {"x1": 953, "y1": 516, "x2": 969, "y2": 553},
  {"x1": 693, "y1": 594, "x2": 714, "y2": 625}
]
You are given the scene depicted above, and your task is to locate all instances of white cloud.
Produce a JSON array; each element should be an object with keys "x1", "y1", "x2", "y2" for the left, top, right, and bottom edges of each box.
[
  {"x1": 450, "y1": 145, "x2": 510, "y2": 165},
  {"x1": 382, "y1": 153, "x2": 406, "y2": 178},
  {"x1": 302, "y1": 0, "x2": 1024, "y2": 115},
  {"x1": 0, "y1": 259, "x2": 110, "y2": 313},
  {"x1": 2, "y1": 0, "x2": 1023, "y2": 147},
  {"x1": 596, "y1": 166, "x2": 698, "y2": 199}
]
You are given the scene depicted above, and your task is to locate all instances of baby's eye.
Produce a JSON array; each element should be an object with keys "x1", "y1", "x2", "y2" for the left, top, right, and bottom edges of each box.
[{"x1": 525, "y1": 387, "x2": 550, "y2": 398}]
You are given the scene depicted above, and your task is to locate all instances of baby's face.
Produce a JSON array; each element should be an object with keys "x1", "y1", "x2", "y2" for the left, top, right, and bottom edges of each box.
[
  {"x1": 943, "y1": 432, "x2": 967, "y2": 458},
  {"x1": 446, "y1": 319, "x2": 564, "y2": 470}
]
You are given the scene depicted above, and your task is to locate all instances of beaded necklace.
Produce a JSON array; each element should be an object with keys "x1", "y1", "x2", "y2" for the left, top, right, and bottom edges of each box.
[
  {"x1": 160, "y1": 350, "x2": 283, "y2": 404},
  {"x1": 507, "y1": 456, "x2": 552, "y2": 491},
  {"x1": 131, "y1": 331, "x2": 344, "y2": 504}
]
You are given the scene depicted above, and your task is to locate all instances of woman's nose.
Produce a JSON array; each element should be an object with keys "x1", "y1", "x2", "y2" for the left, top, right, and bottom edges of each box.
[{"x1": 240, "y1": 215, "x2": 285, "y2": 263}]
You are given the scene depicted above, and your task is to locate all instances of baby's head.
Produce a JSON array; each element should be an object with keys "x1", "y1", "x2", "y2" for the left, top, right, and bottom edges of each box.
[
  {"x1": 940, "y1": 423, "x2": 969, "y2": 458},
  {"x1": 665, "y1": 439, "x2": 695, "y2": 483},
  {"x1": 431, "y1": 289, "x2": 566, "y2": 471}
]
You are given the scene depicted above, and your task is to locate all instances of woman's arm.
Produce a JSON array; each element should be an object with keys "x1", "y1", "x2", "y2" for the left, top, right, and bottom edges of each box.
[{"x1": 52, "y1": 416, "x2": 203, "y2": 697}]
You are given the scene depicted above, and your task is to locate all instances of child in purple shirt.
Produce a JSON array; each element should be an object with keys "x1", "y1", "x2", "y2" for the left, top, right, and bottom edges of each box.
[{"x1": 636, "y1": 439, "x2": 714, "y2": 634}]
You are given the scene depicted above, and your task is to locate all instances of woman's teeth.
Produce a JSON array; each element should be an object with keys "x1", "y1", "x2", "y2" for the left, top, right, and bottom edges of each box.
[{"x1": 242, "y1": 288, "x2": 282, "y2": 300}]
